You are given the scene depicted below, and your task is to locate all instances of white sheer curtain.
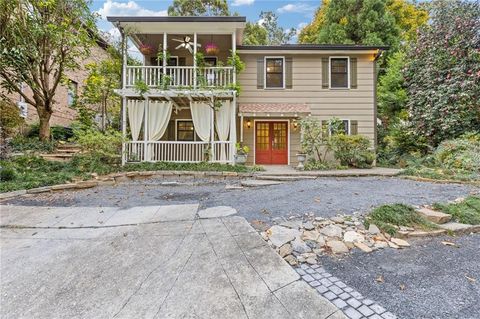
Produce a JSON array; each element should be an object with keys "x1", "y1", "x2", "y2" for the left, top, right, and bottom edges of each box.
[
  {"x1": 148, "y1": 101, "x2": 172, "y2": 141},
  {"x1": 127, "y1": 99, "x2": 145, "y2": 141},
  {"x1": 190, "y1": 101, "x2": 212, "y2": 142},
  {"x1": 215, "y1": 100, "x2": 231, "y2": 162}
]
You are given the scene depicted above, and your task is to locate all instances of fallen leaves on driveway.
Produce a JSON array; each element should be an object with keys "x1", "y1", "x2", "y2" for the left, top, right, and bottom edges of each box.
[
  {"x1": 465, "y1": 275, "x2": 476, "y2": 283},
  {"x1": 441, "y1": 241, "x2": 458, "y2": 247},
  {"x1": 376, "y1": 275, "x2": 384, "y2": 283}
]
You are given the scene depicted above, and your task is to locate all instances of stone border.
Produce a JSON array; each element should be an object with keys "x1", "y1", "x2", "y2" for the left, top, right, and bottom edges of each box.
[
  {"x1": 401, "y1": 175, "x2": 480, "y2": 186},
  {"x1": 0, "y1": 170, "x2": 255, "y2": 201},
  {"x1": 298, "y1": 264, "x2": 397, "y2": 319}
]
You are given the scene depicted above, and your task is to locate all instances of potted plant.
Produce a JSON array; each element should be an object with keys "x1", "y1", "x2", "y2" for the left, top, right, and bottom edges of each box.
[
  {"x1": 296, "y1": 151, "x2": 307, "y2": 170},
  {"x1": 139, "y1": 43, "x2": 154, "y2": 55},
  {"x1": 234, "y1": 143, "x2": 249, "y2": 165}
]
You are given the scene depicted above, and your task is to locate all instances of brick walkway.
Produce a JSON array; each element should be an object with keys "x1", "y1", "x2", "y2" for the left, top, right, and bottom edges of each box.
[{"x1": 297, "y1": 264, "x2": 397, "y2": 319}]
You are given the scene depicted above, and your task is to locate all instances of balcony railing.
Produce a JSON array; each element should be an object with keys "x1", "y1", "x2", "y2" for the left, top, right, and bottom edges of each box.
[{"x1": 125, "y1": 66, "x2": 234, "y2": 89}]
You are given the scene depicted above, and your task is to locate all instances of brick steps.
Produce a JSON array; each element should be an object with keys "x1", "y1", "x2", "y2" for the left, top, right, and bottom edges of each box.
[{"x1": 40, "y1": 144, "x2": 81, "y2": 162}]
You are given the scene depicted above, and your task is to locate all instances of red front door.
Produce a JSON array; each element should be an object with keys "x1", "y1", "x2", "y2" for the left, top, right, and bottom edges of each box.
[{"x1": 255, "y1": 122, "x2": 288, "y2": 165}]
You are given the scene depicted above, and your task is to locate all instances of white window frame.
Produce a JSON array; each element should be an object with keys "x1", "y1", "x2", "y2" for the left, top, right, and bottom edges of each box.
[
  {"x1": 264, "y1": 56, "x2": 285, "y2": 90},
  {"x1": 328, "y1": 119, "x2": 351, "y2": 136},
  {"x1": 329, "y1": 56, "x2": 350, "y2": 89},
  {"x1": 175, "y1": 119, "x2": 197, "y2": 141}
]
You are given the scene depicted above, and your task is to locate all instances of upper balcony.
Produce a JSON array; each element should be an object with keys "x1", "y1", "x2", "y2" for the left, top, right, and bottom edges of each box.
[{"x1": 107, "y1": 16, "x2": 246, "y2": 92}]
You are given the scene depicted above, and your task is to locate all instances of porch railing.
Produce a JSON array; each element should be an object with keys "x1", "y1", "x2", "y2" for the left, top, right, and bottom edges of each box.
[
  {"x1": 125, "y1": 66, "x2": 234, "y2": 89},
  {"x1": 124, "y1": 141, "x2": 234, "y2": 164}
]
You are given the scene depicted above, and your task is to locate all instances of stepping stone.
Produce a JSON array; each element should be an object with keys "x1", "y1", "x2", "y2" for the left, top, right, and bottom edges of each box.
[
  {"x1": 267, "y1": 225, "x2": 300, "y2": 247},
  {"x1": 416, "y1": 208, "x2": 451, "y2": 224},
  {"x1": 198, "y1": 206, "x2": 237, "y2": 219},
  {"x1": 241, "y1": 179, "x2": 284, "y2": 187},
  {"x1": 438, "y1": 222, "x2": 480, "y2": 233}
]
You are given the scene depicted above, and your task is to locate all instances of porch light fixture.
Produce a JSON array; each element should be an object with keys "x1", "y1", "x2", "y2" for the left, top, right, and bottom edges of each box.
[
  {"x1": 292, "y1": 119, "x2": 298, "y2": 129},
  {"x1": 246, "y1": 119, "x2": 251, "y2": 128}
]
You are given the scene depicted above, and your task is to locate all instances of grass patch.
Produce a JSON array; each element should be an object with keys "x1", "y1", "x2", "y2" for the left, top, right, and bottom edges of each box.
[
  {"x1": 0, "y1": 155, "x2": 262, "y2": 193},
  {"x1": 365, "y1": 203, "x2": 437, "y2": 236},
  {"x1": 401, "y1": 165, "x2": 479, "y2": 182},
  {"x1": 432, "y1": 196, "x2": 480, "y2": 225}
]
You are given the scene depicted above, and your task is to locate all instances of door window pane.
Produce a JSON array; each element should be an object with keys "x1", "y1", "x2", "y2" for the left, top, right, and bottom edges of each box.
[
  {"x1": 330, "y1": 58, "x2": 348, "y2": 88},
  {"x1": 256, "y1": 123, "x2": 270, "y2": 151},
  {"x1": 265, "y1": 58, "x2": 284, "y2": 88}
]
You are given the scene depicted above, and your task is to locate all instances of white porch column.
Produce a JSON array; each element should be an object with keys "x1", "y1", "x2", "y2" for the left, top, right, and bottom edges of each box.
[
  {"x1": 230, "y1": 96, "x2": 237, "y2": 164},
  {"x1": 121, "y1": 97, "x2": 127, "y2": 165},
  {"x1": 143, "y1": 97, "x2": 149, "y2": 161},
  {"x1": 210, "y1": 96, "x2": 215, "y2": 162},
  {"x1": 193, "y1": 32, "x2": 197, "y2": 89},
  {"x1": 232, "y1": 31, "x2": 236, "y2": 85},
  {"x1": 121, "y1": 31, "x2": 127, "y2": 89},
  {"x1": 163, "y1": 33, "x2": 167, "y2": 73}
]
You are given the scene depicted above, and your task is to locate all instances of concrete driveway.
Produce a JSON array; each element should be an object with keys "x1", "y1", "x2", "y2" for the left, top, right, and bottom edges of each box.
[{"x1": 0, "y1": 204, "x2": 344, "y2": 319}]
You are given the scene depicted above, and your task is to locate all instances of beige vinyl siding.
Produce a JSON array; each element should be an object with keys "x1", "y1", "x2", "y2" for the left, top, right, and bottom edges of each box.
[{"x1": 237, "y1": 53, "x2": 376, "y2": 142}]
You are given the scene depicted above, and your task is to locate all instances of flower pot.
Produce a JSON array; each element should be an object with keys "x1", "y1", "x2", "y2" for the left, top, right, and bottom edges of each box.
[
  {"x1": 296, "y1": 153, "x2": 307, "y2": 170},
  {"x1": 234, "y1": 154, "x2": 248, "y2": 165}
]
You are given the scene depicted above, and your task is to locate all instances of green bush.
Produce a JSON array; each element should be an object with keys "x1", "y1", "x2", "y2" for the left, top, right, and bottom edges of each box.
[
  {"x1": 331, "y1": 135, "x2": 375, "y2": 168},
  {"x1": 366, "y1": 203, "x2": 436, "y2": 235},
  {"x1": 0, "y1": 100, "x2": 24, "y2": 139},
  {"x1": 9, "y1": 136, "x2": 56, "y2": 153},
  {"x1": 435, "y1": 133, "x2": 480, "y2": 172},
  {"x1": 75, "y1": 129, "x2": 123, "y2": 163},
  {"x1": 0, "y1": 167, "x2": 16, "y2": 181},
  {"x1": 26, "y1": 123, "x2": 73, "y2": 141}
]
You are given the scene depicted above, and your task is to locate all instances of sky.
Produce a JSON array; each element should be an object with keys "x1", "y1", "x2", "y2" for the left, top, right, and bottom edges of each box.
[{"x1": 91, "y1": 0, "x2": 319, "y2": 41}]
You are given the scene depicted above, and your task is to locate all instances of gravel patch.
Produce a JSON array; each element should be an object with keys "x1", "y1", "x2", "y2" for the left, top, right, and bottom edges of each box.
[
  {"x1": 319, "y1": 234, "x2": 480, "y2": 319},
  {"x1": 4, "y1": 177, "x2": 477, "y2": 224}
]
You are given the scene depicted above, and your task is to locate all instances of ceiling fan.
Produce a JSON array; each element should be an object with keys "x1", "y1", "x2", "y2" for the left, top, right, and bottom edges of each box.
[{"x1": 172, "y1": 36, "x2": 201, "y2": 54}]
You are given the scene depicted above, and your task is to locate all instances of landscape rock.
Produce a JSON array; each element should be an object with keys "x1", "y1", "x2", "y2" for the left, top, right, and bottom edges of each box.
[
  {"x1": 417, "y1": 207, "x2": 451, "y2": 224},
  {"x1": 306, "y1": 257, "x2": 317, "y2": 265},
  {"x1": 280, "y1": 220, "x2": 303, "y2": 229},
  {"x1": 316, "y1": 235, "x2": 326, "y2": 247},
  {"x1": 331, "y1": 216, "x2": 345, "y2": 224},
  {"x1": 390, "y1": 238, "x2": 410, "y2": 247},
  {"x1": 302, "y1": 230, "x2": 320, "y2": 241},
  {"x1": 326, "y1": 240, "x2": 349, "y2": 254},
  {"x1": 354, "y1": 242, "x2": 373, "y2": 253},
  {"x1": 374, "y1": 241, "x2": 389, "y2": 249},
  {"x1": 303, "y1": 221, "x2": 315, "y2": 230},
  {"x1": 278, "y1": 244, "x2": 293, "y2": 258},
  {"x1": 319, "y1": 225, "x2": 343, "y2": 238},
  {"x1": 284, "y1": 255, "x2": 298, "y2": 266},
  {"x1": 267, "y1": 225, "x2": 300, "y2": 247},
  {"x1": 292, "y1": 238, "x2": 312, "y2": 254},
  {"x1": 343, "y1": 231, "x2": 365, "y2": 243},
  {"x1": 368, "y1": 224, "x2": 381, "y2": 235},
  {"x1": 388, "y1": 241, "x2": 400, "y2": 249}
]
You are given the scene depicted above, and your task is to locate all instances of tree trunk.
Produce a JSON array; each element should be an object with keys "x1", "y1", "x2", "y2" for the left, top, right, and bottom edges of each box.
[{"x1": 38, "y1": 107, "x2": 52, "y2": 141}]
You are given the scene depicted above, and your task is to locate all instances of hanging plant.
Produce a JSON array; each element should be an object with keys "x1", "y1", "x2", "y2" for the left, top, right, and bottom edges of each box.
[
  {"x1": 204, "y1": 43, "x2": 219, "y2": 55},
  {"x1": 139, "y1": 43, "x2": 154, "y2": 55}
]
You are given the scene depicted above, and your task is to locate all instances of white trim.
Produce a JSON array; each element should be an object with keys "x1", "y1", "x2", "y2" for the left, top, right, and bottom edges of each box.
[
  {"x1": 329, "y1": 56, "x2": 350, "y2": 89},
  {"x1": 253, "y1": 119, "x2": 290, "y2": 166},
  {"x1": 264, "y1": 56, "x2": 285, "y2": 90},
  {"x1": 175, "y1": 119, "x2": 196, "y2": 141}
]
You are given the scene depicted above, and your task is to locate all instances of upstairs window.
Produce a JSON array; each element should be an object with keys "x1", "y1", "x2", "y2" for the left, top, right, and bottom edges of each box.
[
  {"x1": 330, "y1": 57, "x2": 349, "y2": 89},
  {"x1": 67, "y1": 80, "x2": 78, "y2": 107},
  {"x1": 265, "y1": 57, "x2": 284, "y2": 89}
]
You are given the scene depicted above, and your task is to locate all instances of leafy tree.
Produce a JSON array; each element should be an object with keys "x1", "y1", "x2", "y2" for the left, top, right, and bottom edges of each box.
[
  {"x1": 81, "y1": 48, "x2": 121, "y2": 131},
  {"x1": 243, "y1": 11, "x2": 295, "y2": 45},
  {"x1": 387, "y1": 0, "x2": 428, "y2": 42},
  {"x1": 168, "y1": 0, "x2": 229, "y2": 16},
  {"x1": 0, "y1": 0, "x2": 96, "y2": 141},
  {"x1": 242, "y1": 22, "x2": 268, "y2": 45},
  {"x1": 298, "y1": 0, "x2": 330, "y2": 44},
  {"x1": 316, "y1": 0, "x2": 399, "y2": 48},
  {"x1": 403, "y1": 0, "x2": 480, "y2": 146}
]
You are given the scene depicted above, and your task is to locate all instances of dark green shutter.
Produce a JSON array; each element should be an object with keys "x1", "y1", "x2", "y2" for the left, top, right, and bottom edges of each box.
[
  {"x1": 322, "y1": 58, "x2": 329, "y2": 89},
  {"x1": 257, "y1": 58, "x2": 264, "y2": 89},
  {"x1": 285, "y1": 57, "x2": 293, "y2": 89},
  {"x1": 350, "y1": 120, "x2": 358, "y2": 135},
  {"x1": 350, "y1": 58, "x2": 357, "y2": 89}
]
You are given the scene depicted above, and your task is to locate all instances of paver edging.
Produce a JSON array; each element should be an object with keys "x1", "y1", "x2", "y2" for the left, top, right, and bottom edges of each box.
[{"x1": 0, "y1": 170, "x2": 255, "y2": 201}]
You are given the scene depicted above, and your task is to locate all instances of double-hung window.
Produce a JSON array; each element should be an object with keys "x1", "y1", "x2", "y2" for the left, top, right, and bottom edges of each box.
[
  {"x1": 265, "y1": 57, "x2": 284, "y2": 89},
  {"x1": 176, "y1": 120, "x2": 195, "y2": 141},
  {"x1": 330, "y1": 57, "x2": 349, "y2": 89}
]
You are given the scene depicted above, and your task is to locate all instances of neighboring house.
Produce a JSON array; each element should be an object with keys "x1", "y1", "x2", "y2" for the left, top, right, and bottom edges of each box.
[
  {"x1": 3, "y1": 38, "x2": 110, "y2": 127},
  {"x1": 108, "y1": 16, "x2": 386, "y2": 166}
]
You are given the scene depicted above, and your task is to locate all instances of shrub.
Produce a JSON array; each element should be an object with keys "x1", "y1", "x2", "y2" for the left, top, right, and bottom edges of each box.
[
  {"x1": 0, "y1": 100, "x2": 24, "y2": 139},
  {"x1": 366, "y1": 203, "x2": 436, "y2": 235},
  {"x1": 0, "y1": 167, "x2": 16, "y2": 181},
  {"x1": 75, "y1": 129, "x2": 122, "y2": 163},
  {"x1": 331, "y1": 135, "x2": 375, "y2": 168},
  {"x1": 434, "y1": 133, "x2": 480, "y2": 172},
  {"x1": 433, "y1": 196, "x2": 480, "y2": 225},
  {"x1": 9, "y1": 136, "x2": 56, "y2": 153},
  {"x1": 26, "y1": 123, "x2": 74, "y2": 141}
]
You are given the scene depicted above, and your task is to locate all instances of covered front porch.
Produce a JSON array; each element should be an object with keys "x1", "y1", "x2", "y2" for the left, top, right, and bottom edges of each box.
[{"x1": 122, "y1": 92, "x2": 237, "y2": 164}]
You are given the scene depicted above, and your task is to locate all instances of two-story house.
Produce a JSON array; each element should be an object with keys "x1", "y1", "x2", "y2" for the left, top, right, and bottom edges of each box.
[{"x1": 107, "y1": 16, "x2": 386, "y2": 166}]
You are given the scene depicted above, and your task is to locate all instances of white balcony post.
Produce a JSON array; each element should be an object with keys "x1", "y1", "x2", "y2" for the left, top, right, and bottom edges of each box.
[
  {"x1": 163, "y1": 33, "x2": 167, "y2": 75},
  {"x1": 210, "y1": 96, "x2": 215, "y2": 162},
  {"x1": 193, "y1": 32, "x2": 197, "y2": 89},
  {"x1": 121, "y1": 31, "x2": 127, "y2": 89},
  {"x1": 232, "y1": 31, "x2": 236, "y2": 85}
]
